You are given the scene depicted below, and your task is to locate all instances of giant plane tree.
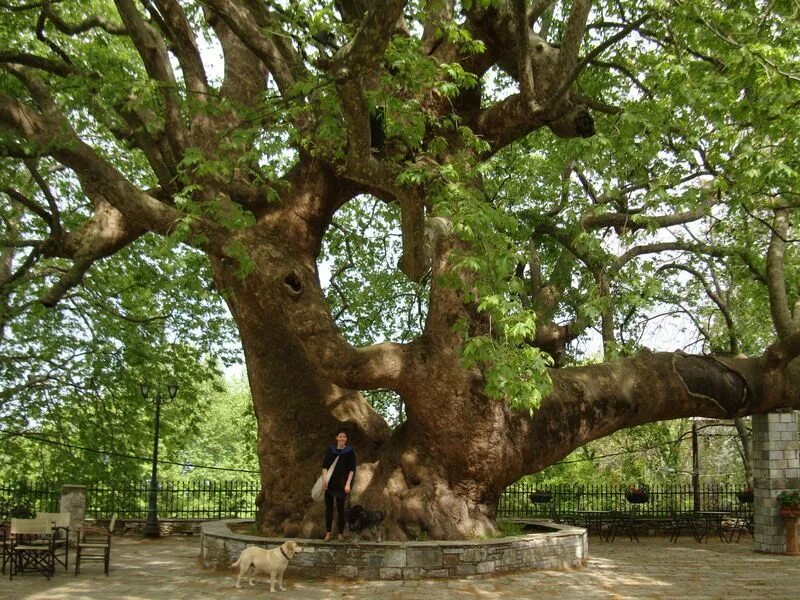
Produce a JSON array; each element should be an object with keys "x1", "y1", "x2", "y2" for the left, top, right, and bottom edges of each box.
[{"x1": 1, "y1": 1, "x2": 799, "y2": 539}]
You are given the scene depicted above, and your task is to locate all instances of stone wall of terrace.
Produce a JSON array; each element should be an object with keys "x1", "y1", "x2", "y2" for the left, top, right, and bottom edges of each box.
[{"x1": 200, "y1": 519, "x2": 587, "y2": 580}]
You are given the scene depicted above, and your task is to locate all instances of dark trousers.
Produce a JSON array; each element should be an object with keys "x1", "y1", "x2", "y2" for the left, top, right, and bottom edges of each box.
[{"x1": 325, "y1": 492, "x2": 346, "y2": 534}]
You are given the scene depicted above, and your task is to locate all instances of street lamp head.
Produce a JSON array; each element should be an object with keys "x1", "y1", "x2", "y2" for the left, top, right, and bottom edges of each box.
[
  {"x1": 140, "y1": 382, "x2": 151, "y2": 399},
  {"x1": 167, "y1": 383, "x2": 179, "y2": 400}
]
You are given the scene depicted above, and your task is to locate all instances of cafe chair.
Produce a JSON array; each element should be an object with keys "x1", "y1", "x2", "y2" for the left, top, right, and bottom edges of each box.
[
  {"x1": 36, "y1": 512, "x2": 71, "y2": 571},
  {"x1": 668, "y1": 510, "x2": 702, "y2": 543},
  {"x1": 609, "y1": 506, "x2": 640, "y2": 543},
  {"x1": 75, "y1": 514, "x2": 116, "y2": 576},
  {"x1": 732, "y1": 510, "x2": 755, "y2": 543},
  {"x1": 9, "y1": 518, "x2": 55, "y2": 580},
  {"x1": 1, "y1": 523, "x2": 10, "y2": 575}
]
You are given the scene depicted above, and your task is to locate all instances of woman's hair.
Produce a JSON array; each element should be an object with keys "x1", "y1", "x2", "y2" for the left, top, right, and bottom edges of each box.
[{"x1": 335, "y1": 428, "x2": 349, "y2": 441}]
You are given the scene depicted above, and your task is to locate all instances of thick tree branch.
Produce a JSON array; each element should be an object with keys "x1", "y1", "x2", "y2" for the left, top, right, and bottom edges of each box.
[
  {"x1": 23, "y1": 159, "x2": 62, "y2": 239},
  {"x1": 0, "y1": 52, "x2": 80, "y2": 76},
  {"x1": 2, "y1": 186, "x2": 51, "y2": 224},
  {"x1": 203, "y1": 5, "x2": 270, "y2": 110},
  {"x1": 514, "y1": 351, "x2": 800, "y2": 474},
  {"x1": 615, "y1": 241, "x2": 732, "y2": 271},
  {"x1": 766, "y1": 329, "x2": 800, "y2": 368},
  {"x1": 328, "y1": 1, "x2": 405, "y2": 172},
  {"x1": 333, "y1": 0, "x2": 405, "y2": 74},
  {"x1": 38, "y1": 199, "x2": 146, "y2": 306},
  {"x1": 527, "y1": 0, "x2": 556, "y2": 28},
  {"x1": 581, "y1": 190, "x2": 718, "y2": 232},
  {"x1": 512, "y1": 0, "x2": 536, "y2": 107},
  {"x1": 110, "y1": 105, "x2": 177, "y2": 189},
  {"x1": 551, "y1": 0, "x2": 591, "y2": 96},
  {"x1": 766, "y1": 208, "x2": 796, "y2": 339},
  {"x1": 472, "y1": 93, "x2": 548, "y2": 153},
  {"x1": 151, "y1": 0, "x2": 209, "y2": 100},
  {"x1": 114, "y1": 0, "x2": 188, "y2": 156},
  {"x1": 205, "y1": 0, "x2": 300, "y2": 94},
  {"x1": 42, "y1": 0, "x2": 127, "y2": 35},
  {"x1": 549, "y1": 13, "x2": 650, "y2": 106},
  {"x1": 421, "y1": 0, "x2": 454, "y2": 55},
  {"x1": 0, "y1": 92, "x2": 210, "y2": 247},
  {"x1": 0, "y1": 91, "x2": 58, "y2": 145}
]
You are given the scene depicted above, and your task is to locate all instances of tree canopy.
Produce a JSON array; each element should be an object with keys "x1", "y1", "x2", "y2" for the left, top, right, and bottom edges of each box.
[{"x1": 1, "y1": 0, "x2": 798, "y2": 539}]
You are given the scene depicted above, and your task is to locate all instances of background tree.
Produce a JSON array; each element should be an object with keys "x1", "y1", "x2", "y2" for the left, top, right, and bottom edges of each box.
[{"x1": 1, "y1": 0, "x2": 798, "y2": 540}]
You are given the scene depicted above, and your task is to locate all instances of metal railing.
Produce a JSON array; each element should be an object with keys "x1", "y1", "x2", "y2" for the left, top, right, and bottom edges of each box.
[
  {"x1": 0, "y1": 479, "x2": 261, "y2": 520},
  {"x1": 0, "y1": 480, "x2": 59, "y2": 519},
  {"x1": 2, "y1": 480, "x2": 750, "y2": 522},
  {"x1": 84, "y1": 479, "x2": 262, "y2": 519},
  {"x1": 496, "y1": 482, "x2": 750, "y2": 518}
]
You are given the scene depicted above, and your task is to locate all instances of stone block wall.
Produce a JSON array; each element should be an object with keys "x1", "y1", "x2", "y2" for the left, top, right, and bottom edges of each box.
[
  {"x1": 752, "y1": 411, "x2": 800, "y2": 553},
  {"x1": 201, "y1": 519, "x2": 587, "y2": 580},
  {"x1": 59, "y1": 484, "x2": 86, "y2": 535}
]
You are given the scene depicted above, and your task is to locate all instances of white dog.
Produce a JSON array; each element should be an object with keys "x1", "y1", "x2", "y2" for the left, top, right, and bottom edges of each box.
[{"x1": 231, "y1": 541, "x2": 302, "y2": 592}]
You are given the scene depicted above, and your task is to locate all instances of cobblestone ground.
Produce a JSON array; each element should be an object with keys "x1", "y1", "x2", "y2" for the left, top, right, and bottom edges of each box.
[{"x1": 1, "y1": 534, "x2": 798, "y2": 600}]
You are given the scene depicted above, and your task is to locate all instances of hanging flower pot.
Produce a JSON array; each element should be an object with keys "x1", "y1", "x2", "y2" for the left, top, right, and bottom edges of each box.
[
  {"x1": 529, "y1": 490, "x2": 553, "y2": 504},
  {"x1": 625, "y1": 488, "x2": 649, "y2": 503},
  {"x1": 737, "y1": 488, "x2": 754, "y2": 503}
]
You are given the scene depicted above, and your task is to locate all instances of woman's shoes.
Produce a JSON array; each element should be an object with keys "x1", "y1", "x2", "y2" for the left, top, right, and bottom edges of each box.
[{"x1": 324, "y1": 532, "x2": 332, "y2": 541}]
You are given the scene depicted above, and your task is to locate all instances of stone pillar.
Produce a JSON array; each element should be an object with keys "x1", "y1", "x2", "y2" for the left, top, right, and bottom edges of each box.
[
  {"x1": 752, "y1": 411, "x2": 800, "y2": 553},
  {"x1": 60, "y1": 484, "x2": 87, "y2": 536}
]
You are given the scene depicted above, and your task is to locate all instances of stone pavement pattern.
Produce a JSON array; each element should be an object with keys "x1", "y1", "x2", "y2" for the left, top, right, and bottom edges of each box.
[{"x1": 1, "y1": 535, "x2": 798, "y2": 599}]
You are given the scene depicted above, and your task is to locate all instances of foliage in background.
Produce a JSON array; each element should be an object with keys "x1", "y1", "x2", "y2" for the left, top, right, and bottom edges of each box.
[
  {"x1": 525, "y1": 418, "x2": 750, "y2": 489},
  {"x1": 0, "y1": 371, "x2": 258, "y2": 485}
]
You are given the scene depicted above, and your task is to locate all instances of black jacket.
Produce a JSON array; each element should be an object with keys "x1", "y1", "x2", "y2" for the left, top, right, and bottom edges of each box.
[{"x1": 323, "y1": 446, "x2": 356, "y2": 497}]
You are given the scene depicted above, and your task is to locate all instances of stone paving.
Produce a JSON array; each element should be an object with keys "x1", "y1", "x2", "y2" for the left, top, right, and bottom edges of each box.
[{"x1": 1, "y1": 534, "x2": 798, "y2": 599}]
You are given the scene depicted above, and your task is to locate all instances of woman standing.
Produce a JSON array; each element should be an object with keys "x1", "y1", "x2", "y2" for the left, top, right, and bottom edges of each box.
[{"x1": 322, "y1": 429, "x2": 356, "y2": 541}]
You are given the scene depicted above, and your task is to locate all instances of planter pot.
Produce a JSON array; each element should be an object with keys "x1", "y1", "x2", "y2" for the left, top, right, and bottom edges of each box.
[
  {"x1": 779, "y1": 506, "x2": 800, "y2": 556},
  {"x1": 625, "y1": 494, "x2": 649, "y2": 504},
  {"x1": 529, "y1": 492, "x2": 553, "y2": 504},
  {"x1": 780, "y1": 506, "x2": 800, "y2": 518}
]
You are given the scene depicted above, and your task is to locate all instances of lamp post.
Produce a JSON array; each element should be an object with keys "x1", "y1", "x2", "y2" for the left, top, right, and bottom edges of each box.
[{"x1": 140, "y1": 382, "x2": 178, "y2": 538}]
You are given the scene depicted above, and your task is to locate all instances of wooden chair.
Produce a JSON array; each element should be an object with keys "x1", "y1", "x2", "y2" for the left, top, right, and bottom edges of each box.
[
  {"x1": 9, "y1": 518, "x2": 55, "y2": 580},
  {"x1": 36, "y1": 512, "x2": 71, "y2": 571},
  {"x1": 75, "y1": 514, "x2": 116, "y2": 576}
]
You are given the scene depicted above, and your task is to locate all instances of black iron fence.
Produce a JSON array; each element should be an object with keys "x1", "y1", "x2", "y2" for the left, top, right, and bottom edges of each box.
[
  {"x1": 497, "y1": 482, "x2": 750, "y2": 518},
  {"x1": 84, "y1": 479, "x2": 262, "y2": 519},
  {"x1": 2, "y1": 479, "x2": 750, "y2": 522},
  {"x1": 0, "y1": 480, "x2": 59, "y2": 519},
  {"x1": 0, "y1": 479, "x2": 261, "y2": 520}
]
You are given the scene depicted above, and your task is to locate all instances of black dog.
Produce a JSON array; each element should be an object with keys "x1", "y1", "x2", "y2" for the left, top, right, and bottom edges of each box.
[{"x1": 347, "y1": 504, "x2": 385, "y2": 542}]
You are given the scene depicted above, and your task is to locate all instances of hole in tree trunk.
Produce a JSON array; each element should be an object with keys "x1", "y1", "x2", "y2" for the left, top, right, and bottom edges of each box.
[{"x1": 283, "y1": 272, "x2": 303, "y2": 296}]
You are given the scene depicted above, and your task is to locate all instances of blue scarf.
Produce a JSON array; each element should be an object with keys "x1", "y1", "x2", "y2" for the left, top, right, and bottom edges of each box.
[{"x1": 330, "y1": 444, "x2": 353, "y2": 456}]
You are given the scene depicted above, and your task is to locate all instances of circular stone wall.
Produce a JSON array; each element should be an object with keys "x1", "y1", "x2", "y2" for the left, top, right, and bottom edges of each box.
[{"x1": 201, "y1": 519, "x2": 587, "y2": 580}]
